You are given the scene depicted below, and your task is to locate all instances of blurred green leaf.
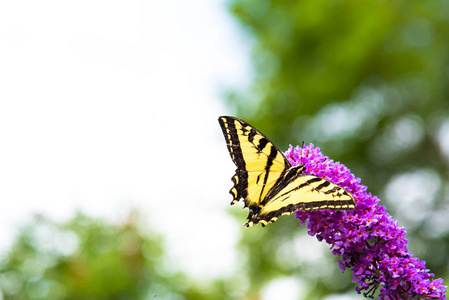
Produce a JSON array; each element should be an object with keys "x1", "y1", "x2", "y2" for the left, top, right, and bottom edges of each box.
[
  {"x1": 228, "y1": 0, "x2": 449, "y2": 298},
  {"x1": 0, "y1": 213, "x2": 230, "y2": 300}
]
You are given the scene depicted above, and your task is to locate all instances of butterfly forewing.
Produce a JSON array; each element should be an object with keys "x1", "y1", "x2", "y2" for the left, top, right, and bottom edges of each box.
[{"x1": 218, "y1": 116, "x2": 290, "y2": 209}]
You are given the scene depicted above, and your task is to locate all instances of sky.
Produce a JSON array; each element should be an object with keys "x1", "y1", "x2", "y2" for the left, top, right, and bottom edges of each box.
[{"x1": 0, "y1": 0, "x2": 252, "y2": 280}]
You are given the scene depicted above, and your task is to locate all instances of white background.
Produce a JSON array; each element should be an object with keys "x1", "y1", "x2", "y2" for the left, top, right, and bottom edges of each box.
[{"x1": 0, "y1": 0, "x2": 251, "y2": 280}]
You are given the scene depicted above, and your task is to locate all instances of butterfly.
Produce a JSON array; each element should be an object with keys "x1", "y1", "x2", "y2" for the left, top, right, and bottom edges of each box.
[{"x1": 218, "y1": 116, "x2": 355, "y2": 227}]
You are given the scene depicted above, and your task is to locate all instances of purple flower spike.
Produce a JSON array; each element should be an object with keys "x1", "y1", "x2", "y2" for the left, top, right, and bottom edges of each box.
[{"x1": 285, "y1": 144, "x2": 447, "y2": 299}]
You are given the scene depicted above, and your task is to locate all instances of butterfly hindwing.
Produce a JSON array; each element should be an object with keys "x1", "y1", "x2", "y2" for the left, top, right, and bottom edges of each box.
[
  {"x1": 218, "y1": 116, "x2": 356, "y2": 227},
  {"x1": 247, "y1": 170, "x2": 355, "y2": 227}
]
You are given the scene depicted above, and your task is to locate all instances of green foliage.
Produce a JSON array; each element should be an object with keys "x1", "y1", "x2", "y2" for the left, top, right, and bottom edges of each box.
[
  {"x1": 229, "y1": 0, "x2": 449, "y2": 298},
  {"x1": 0, "y1": 213, "x2": 229, "y2": 300}
]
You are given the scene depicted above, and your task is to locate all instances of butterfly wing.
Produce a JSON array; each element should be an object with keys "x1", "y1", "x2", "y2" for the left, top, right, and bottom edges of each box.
[
  {"x1": 218, "y1": 116, "x2": 291, "y2": 212},
  {"x1": 246, "y1": 166, "x2": 355, "y2": 227}
]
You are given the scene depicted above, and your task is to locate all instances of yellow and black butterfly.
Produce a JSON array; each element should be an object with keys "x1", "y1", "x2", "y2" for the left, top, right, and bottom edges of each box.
[{"x1": 218, "y1": 116, "x2": 355, "y2": 227}]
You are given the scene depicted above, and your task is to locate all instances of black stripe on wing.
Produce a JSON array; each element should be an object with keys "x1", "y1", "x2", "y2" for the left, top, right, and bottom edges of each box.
[
  {"x1": 218, "y1": 117, "x2": 248, "y2": 205},
  {"x1": 245, "y1": 199, "x2": 355, "y2": 227}
]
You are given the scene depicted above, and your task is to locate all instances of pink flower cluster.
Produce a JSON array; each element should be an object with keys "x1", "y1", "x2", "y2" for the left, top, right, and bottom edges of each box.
[{"x1": 285, "y1": 144, "x2": 446, "y2": 299}]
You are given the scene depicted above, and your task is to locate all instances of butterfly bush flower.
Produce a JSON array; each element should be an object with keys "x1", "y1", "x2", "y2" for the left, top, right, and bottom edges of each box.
[{"x1": 284, "y1": 144, "x2": 446, "y2": 300}]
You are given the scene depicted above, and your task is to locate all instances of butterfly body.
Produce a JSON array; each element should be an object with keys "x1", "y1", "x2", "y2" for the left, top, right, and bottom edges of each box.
[{"x1": 218, "y1": 116, "x2": 355, "y2": 227}]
